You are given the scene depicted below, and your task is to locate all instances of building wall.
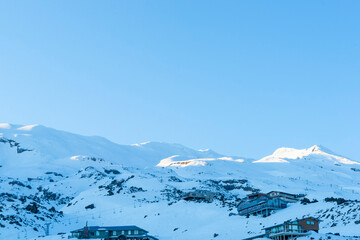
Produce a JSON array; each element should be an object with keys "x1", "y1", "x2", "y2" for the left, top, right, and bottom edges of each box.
[
  {"x1": 237, "y1": 197, "x2": 288, "y2": 215},
  {"x1": 184, "y1": 191, "x2": 214, "y2": 201},
  {"x1": 297, "y1": 218, "x2": 319, "y2": 232},
  {"x1": 72, "y1": 229, "x2": 146, "y2": 239},
  {"x1": 264, "y1": 219, "x2": 318, "y2": 235}
]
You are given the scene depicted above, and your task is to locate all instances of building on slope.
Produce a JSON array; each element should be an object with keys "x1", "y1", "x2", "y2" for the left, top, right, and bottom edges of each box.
[
  {"x1": 183, "y1": 190, "x2": 215, "y2": 202},
  {"x1": 69, "y1": 225, "x2": 159, "y2": 240},
  {"x1": 243, "y1": 217, "x2": 319, "y2": 240},
  {"x1": 267, "y1": 191, "x2": 305, "y2": 203},
  {"x1": 237, "y1": 193, "x2": 288, "y2": 216},
  {"x1": 237, "y1": 191, "x2": 305, "y2": 216}
]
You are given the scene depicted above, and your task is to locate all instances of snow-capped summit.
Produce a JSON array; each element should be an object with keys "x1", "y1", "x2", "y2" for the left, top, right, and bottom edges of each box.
[
  {"x1": 306, "y1": 144, "x2": 342, "y2": 156},
  {"x1": 253, "y1": 145, "x2": 359, "y2": 165}
]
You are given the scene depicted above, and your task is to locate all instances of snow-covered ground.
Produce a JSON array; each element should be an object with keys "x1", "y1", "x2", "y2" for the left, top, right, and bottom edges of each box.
[{"x1": 1, "y1": 124, "x2": 360, "y2": 240}]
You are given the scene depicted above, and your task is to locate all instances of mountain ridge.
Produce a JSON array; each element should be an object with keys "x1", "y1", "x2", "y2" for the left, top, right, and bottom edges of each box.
[
  {"x1": 1, "y1": 123, "x2": 360, "y2": 240},
  {"x1": 1, "y1": 123, "x2": 357, "y2": 168}
]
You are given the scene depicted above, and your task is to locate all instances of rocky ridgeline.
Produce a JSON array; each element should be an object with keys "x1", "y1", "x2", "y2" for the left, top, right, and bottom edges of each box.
[
  {"x1": 0, "y1": 137, "x2": 33, "y2": 154},
  {"x1": 0, "y1": 179, "x2": 66, "y2": 231}
]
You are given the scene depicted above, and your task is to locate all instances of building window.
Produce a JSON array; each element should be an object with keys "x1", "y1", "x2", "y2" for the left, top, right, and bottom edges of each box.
[
  {"x1": 306, "y1": 221, "x2": 310, "y2": 224},
  {"x1": 311, "y1": 221, "x2": 315, "y2": 225},
  {"x1": 113, "y1": 231, "x2": 117, "y2": 236},
  {"x1": 121, "y1": 230, "x2": 125, "y2": 235},
  {"x1": 134, "y1": 230, "x2": 139, "y2": 235},
  {"x1": 96, "y1": 231, "x2": 100, "y2": 236}
]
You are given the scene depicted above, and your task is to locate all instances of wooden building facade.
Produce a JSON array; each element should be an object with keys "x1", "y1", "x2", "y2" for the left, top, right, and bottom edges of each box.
[{"x1": 243, "y1": 217, "x2": 319, "y2": 240}]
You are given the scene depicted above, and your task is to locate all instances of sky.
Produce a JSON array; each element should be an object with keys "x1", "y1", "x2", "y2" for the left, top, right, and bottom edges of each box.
[{"x1": 0, "y1": 1, "x2": 359, "y2": 160}]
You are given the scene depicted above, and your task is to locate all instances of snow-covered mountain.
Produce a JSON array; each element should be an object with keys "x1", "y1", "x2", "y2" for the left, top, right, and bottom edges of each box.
[
  {"x1": 0, "y1": 124, "x2": 360, "y2": 240},
  {"x1": 0, "y1": 123, "x2": 229, "y2": 177}
]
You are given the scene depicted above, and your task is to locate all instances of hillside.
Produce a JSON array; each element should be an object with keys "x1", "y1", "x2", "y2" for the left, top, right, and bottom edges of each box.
[{"x1": 0, "y1": 124, "x2": 360, "y2": 240}]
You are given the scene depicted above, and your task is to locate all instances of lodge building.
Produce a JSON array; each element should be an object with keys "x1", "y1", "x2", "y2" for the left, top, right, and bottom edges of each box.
[
  {"x1": 243, "y1": 217, "x2": 320, "y2": 240},
  {"x1": 183, "y1": 190, "x2": 215, "y2": 202},
  {"x1": 237, "y1": 191, "x2": 304, "y2": 216},
  {"x1": 237, "y1": 193, "x2": 288, "y2": 216},
  {"x1": 70, "y1": 225, "x2": 158, "y2": 240}
]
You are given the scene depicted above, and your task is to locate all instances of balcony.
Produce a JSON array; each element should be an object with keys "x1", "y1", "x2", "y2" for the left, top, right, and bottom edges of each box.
[
  {"x1": 268, "y1": 229, "x2": 310, "y2": 238},
  {"x1": 238, "y1": 202, "x2": 286, "y2": 215}
]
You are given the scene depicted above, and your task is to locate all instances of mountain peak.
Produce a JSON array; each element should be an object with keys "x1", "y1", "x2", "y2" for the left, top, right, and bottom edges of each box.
[
  {"x1": 271, "y1": 145, "x2": 336, "y2": 158},
  {"x1": 254, "y1": 145, "x2": 358, "y2": 165},
  {"x1": 308, "y1": 145, "x2": 337, "y2": 155}
]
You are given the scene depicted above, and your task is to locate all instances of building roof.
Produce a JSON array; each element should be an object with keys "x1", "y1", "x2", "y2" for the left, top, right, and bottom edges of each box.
[
  {"x1": 247, "y1": 192, "x2": 267, "y2": 197},
  {"x1": 290, "y1": 216, "x2": 320, "y2": 223},
  {"x1": 71, "y1": 225, "x2": 148, "y2": 233},
  {"x1": 267, "y1": 191, "x2": 297, "y2": 197},
  {"x1": 264, "y1": 221, "x2": 296, "y2": 230},
  {"x1": 242, "y1": 233, "x2": 266, "y2": 240}
]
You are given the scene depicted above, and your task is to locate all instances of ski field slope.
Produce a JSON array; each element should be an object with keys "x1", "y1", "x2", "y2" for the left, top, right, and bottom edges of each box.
[{"x1": 0, "y1": 124, "x2": 359, "y2": 240}]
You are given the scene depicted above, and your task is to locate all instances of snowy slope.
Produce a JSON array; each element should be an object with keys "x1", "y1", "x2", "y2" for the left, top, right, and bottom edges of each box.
[
  {"x1": 0, "y1": 123, "x2": 230, "y2": 177},
  {"x1": 1, "y1": 124, "x2": 360, "y2": 240}
]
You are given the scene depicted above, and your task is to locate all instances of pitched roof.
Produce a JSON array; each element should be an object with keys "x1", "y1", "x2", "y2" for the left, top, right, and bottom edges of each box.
[
  {"x1": 264, "y1": 222, "x2": 289, "y2": 230},
  {"x1": 291, "y1": 216, "x2": 320, "y2": 222},
  {"x1": 242, "y1": 233, "x2": 266, "y2": 240},
  {"x1": 71, "y1": 225, "x2": 148, "y2": 233},
  {"x1": 267, "y1": 191, "x2": 297, "y2": 196}
]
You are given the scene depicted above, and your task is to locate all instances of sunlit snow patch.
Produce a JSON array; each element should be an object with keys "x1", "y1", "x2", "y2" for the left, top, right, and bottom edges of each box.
[
  {"x1": 157, "y1": 155, "x2": 244, "y2": 167},
  {"x1": 198, "y1": 149, "x2": 209, "y2": 152},
  {"x1": 70, "y1": 155, "x2": 82, "y2": 161},
  {"x1": 17, "y1": 124, "x2": 39, "y2": 131},
  {"x1": 0, "y1": 123, "x2": 11, "y2": 129},
  {"x1": 131, "y1": 141, "x2": 151, "y2": 147}
]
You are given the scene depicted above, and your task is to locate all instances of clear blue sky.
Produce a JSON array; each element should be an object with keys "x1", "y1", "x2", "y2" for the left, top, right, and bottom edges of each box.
[{"x1": 1, "y1": 1, "x2": 359, "y2": 160}]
